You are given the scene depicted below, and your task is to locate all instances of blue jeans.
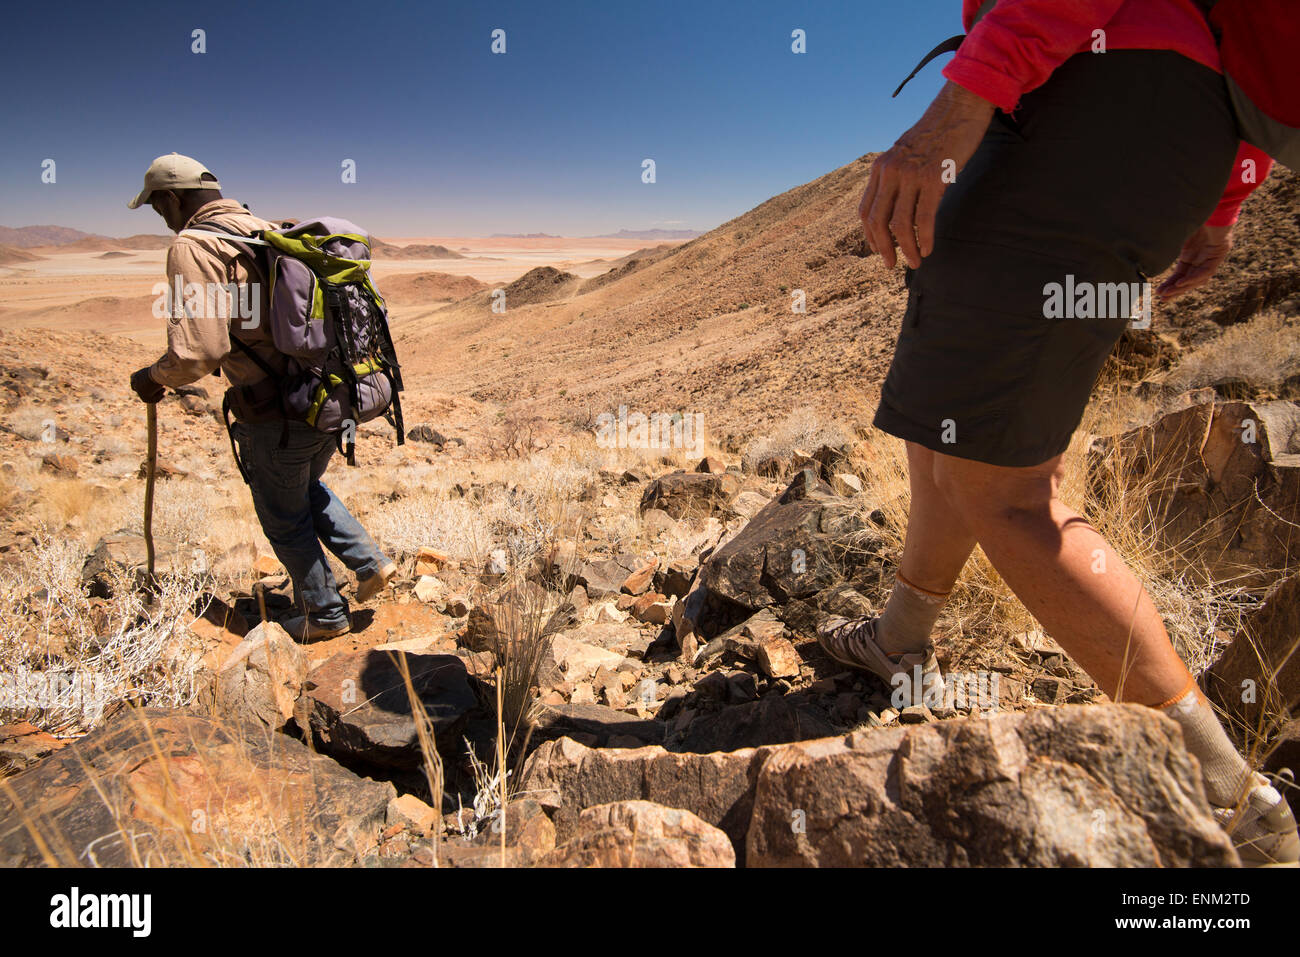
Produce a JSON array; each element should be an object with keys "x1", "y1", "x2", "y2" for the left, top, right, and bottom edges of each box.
[{"x1": 232, "y1": 419, "x2": 387, "y2": 626}]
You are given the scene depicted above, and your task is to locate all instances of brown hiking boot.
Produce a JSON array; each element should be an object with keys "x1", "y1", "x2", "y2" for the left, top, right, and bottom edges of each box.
[
  {"x1": 817, "y1": 615, "x2": 945, "y2": 709},
  {"x1": 1214, "y1": 773, "x2": 1300, "y2": 867},
  {"x1": 279, "y1": 614, "x2": 351, "y2": 642},
  {"x1": 355, "y1": 561, "x2": 398, "y2": 603}
]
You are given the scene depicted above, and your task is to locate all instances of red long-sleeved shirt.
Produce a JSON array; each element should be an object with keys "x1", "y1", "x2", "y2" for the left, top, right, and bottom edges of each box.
[{"x1": 942, "y1": 0, "x2": 1273, "y2": 225}]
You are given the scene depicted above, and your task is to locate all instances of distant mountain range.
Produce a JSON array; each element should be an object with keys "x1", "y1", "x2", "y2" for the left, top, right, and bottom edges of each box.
[
  {"x1": 491, "y1": 229, "x2": 702, "y2": 240},
  {"x1": 0, "y1": 225, "x2": 171, "y2": 249},
  {"x1": 589, "y1": 228, "x2": 701, "y2": 239},
  {"x1": 0, "y1": 225, "x2": 105, "y2": 247},
  {"x1": 2, "y1": 223, "x2": 703, "y2": 251}
]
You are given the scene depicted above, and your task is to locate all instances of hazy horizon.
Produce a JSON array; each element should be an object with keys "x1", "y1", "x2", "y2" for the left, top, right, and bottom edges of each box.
[{"x1": 0, "y1": 222, "x2": 707, "y2": 243}]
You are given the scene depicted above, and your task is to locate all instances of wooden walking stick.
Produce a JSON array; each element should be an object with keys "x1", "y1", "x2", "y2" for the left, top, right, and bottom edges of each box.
[{"x1": 144, "y1": 403, "x2": 157, "y2": 579}]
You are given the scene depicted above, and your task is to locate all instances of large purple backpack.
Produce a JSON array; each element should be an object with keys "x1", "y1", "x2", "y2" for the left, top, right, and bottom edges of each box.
[{"x1": 189, "y1": 217, "x2": 405, "y2": 471}]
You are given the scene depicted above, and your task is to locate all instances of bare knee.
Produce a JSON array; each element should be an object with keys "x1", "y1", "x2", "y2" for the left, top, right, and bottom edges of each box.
[{"x1": 932, "y1": 453, "x2": 1062, "y2": 529}]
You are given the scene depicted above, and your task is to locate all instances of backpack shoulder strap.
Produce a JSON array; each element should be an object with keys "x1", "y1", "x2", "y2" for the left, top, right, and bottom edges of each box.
[
  {"x1": 181, "y1": 223, "x2": 272, "y2": 286},
  {"x1": 892, "y1": 0, "x2": 999, "y2": 99},
  {"x1": 892, "y1": 36, "x2": 966, "y2": 98},
  {"x1": 184, "y1": 222, "x2": 282, "y2": 379},
  {"x1": 228, "y1": 333, "x2": 282, "y2": 381}
]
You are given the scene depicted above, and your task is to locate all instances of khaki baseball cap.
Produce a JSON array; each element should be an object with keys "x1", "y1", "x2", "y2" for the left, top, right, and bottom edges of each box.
[{"x1": 127, "y1": 153, "x2": 220, "y2": 209}]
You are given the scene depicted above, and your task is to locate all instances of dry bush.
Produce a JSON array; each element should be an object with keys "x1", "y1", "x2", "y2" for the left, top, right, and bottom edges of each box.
[
  {"x1": 0, "y1": 532, "x2": 210, "y2": 734},
  {"x1": 367, "y1": 449, "x2": 595, "y2": 568},
  {"x1": 742, "y1": 406, "x2": 856, "y2": 473},
  {"x1": 369, "y1": 492, "x2": 494, "y2": 562},
  {"x1": 4, "y1": 405, "x2": 58, "y2": 442},
  {"x1": 1161, "y1": 309, "x2": 1300, "y2": 395},
  {"x1": 32, "y1": 477, "x2": 100, "y2": 528},
  {"x1": 488, "y1": 409, "x2": 551, "y2": 459},
  {"x1": 150, "y1": 480, "x2": 216, "y2": 546}
]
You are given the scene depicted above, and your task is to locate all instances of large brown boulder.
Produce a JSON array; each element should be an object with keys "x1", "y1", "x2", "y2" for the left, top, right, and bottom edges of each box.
[
  {"x1": 521, "y1": 704, "x2": 1239, "y2": 868},
  {"x1": 639, "y1": 470, "x2": 741, "y2": 520},
  {"x1": 200, "y1": 622, "x2": 307, "y2": 733},
  {"x1": 293, "y1": 651, "x2": 477, "y2": 769},
  {"x1": 539, "y1": 800, "x2": 735, "y2": 867},
  {"x1": 518, "y1": 736, "x2": 768, "y2": 855},
  {"x1": 701, "y1": 471, "x2": 884, "y2": 611},
  {"x1": 1204, "y1": 572, "x2": 1300, "y2": 740},
  {"x1": 746, "y1": 704, "x2": 1237, "y2": 867},
  {"x1": 0, "y1": 708, "x2": 394, "y2": 866}
]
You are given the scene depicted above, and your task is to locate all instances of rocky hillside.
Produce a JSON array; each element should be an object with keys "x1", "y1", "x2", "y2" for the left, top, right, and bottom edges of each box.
[
  {"x1": 2, "y1": 378, "x2": 1297, "y2": 866},
  {"x1": 0, "y1": 152, "x2": 1297, "y2": 870},
  {"x1": 393, "y1": 154, "x2": 1300, "y2": 451}
]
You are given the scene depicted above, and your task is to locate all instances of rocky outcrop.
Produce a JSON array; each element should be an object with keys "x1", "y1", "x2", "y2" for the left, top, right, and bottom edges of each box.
[
  {"x1": 520, "y1": 704, "x2": 1238, "y2": 867},
  {"x1": 746, "y1": 704, "x2": 1237, "y2": 867},
  {"x1": 1090, "y1": 399, "x2": 1300, "y2": 587},
  {"x1": 0, "y1": 708, "x2": 394, "y2": 866},
  {"x1": 1204, "y1": 571, "x2": 1300, "y2": 739},
  {"x1": 538, "y1": 800, "x2": 735, "y2": 867}
]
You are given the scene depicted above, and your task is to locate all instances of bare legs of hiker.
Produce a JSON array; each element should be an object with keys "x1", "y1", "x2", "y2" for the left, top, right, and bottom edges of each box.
[{"x1": 818, "y1": 440, "x2": 1299, "y2": 865}]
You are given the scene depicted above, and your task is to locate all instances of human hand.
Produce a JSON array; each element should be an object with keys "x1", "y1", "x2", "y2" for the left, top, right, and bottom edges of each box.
[
  {"x1": 1156, "y1": 224, "x2": 1234, "y2": 299},
  {"x1": 859, "y1": 81, "x2": 996, "y2": 269},
  {"x1": 130, "y1": 366, "x2": 165, "y2": 403}
]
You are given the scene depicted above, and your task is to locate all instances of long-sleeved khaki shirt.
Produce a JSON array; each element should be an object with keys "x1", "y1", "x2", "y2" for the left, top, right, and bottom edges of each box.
[{"x1": 149, "y1": 199, "x2": 287, "y2": 389}]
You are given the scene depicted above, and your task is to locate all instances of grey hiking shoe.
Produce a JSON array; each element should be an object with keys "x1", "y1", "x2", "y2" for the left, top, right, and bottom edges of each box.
[
  {"x1": 279, "y1": 614, "x2": 351, "y2": 642},
  {"x1": 354, "y1": 561, "x2": 398, "y2": 603},
  {"x1": 1214, "y1": 773, "x2": 1300, "y2": 867},
  {"x1": 817, "y1": 615, "x2": 944, "y2": 709}
]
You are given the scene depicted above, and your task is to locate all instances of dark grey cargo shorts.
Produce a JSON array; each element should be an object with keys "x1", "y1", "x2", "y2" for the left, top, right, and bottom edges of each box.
[{"x1": 873, "y1": 50, "x2": 1241, "y2": 467}]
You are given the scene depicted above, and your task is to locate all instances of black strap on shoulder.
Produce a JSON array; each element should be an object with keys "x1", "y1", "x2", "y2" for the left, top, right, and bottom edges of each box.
[
  {"x1": 228, "y1": 334, "x2": 279, "y2": 381},
  {"x1": 227, "y1": 336, "x2": 290, "y2": 452},
  {"x1": 892, "y1": 35, "x2": 965, "y2": 98},
  {"x1": 187, "y1": 220, "x2": 277, "y2": 383},
  {"x1": 892, "y1": 0, "x2": 998, "y2": 99}
]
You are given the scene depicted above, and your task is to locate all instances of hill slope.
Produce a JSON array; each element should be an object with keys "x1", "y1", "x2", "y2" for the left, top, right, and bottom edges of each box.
[{"x1": 393, "y1": 152, "x2": 1297, "y2": 448}]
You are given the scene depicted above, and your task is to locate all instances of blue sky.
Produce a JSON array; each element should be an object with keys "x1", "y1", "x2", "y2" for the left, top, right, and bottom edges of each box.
[{"x1": 0, "y1": 0, "x2": 964, "y2": 238}]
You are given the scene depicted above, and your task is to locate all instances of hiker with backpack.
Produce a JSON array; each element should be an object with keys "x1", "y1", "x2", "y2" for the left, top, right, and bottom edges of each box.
[
  {"x1": 819, "y1": 0, "x2": 1298, "y2": 864},
  {"x1": 127, "y1": 153, "x2": 401, "y2": 641}
]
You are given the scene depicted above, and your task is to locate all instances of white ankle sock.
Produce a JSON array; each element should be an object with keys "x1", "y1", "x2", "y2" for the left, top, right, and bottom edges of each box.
[
  {"x1": 1158, "y1": 683, "x2": 1254, "y2": 808},
  {"x1": 874, "y1": 573, "x2": 948, "y2": 658}
]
